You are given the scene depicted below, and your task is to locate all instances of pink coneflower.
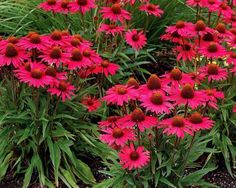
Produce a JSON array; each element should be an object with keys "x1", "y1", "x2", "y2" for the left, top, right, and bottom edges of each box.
[
  {"x1": 54, "y1": 0, "x2": 71, "y2": 14},
  {"x1": 226, "y1": 52, "x2": 236, "y2": 65},
  {"x1": 98, "y1": 23, "x2": 124, "y2": 36},
  {"x1": 119, "y1": 143, "x2": 150, "y2": 170},
  {"x1": 65, "y1": 48, "x2": 91, "y2": 70},
  {"x1": 166, "y1": 21, "x2": 193, "y2": 37},
  {"x1": 161, "y1": 68, "x2": 194, "y2": 87},
  {"x1": 103, "y1": 84, "x2": 138, "y2": 106},
  {"x1": 14, "y1": 62, "x2": 52, "y2": 88},
  {"x1": 40, "y1": 46, "x2": 68, "y2": 67},
  {"x1": 199, "y1": 64, "x2": 228, "y2": 82},
  {"x1": 139, "y1": 3, "x2": 163, "y2": 17},
  {"x1": 139, "y1": 74, "x2": 169, "y2": 95},
  {"x1": 227, "y1": 36, "x2": 236, "y2": 48},
  {"x1": 127, "y1": 77, "x2": 140, "y2": 89},
  {"x1": 196, "y1": 32, "x2": 218, "y2": 46},
  {"x1": 187, "y1": 112, "x2": 214, "y2": 131},
  {"x1": 160, "y1": 31, "x2": 182, "y2": 43},
  {"x1": 174, "y1": 43, "x2": 196, "y2": 61},
  {"x1": 215, "y1": 23, "x2": 232, "y2": 40},
  {"x1": 69, "y1": 0, "x2": 96, "y2": 14},
  {"x1": 93, "y1": 59, "x2": 119, "y2": 77},
  {"x1": 203, "y1": 0, "x2": 220, "y2": 12},
  {"x1": 42, "y1": 30, "x2": 68, "y2": 47},
  {"x1": 223, "y1": 13, "x2": 236, "y2": 28},
  {"x1": 100, "y1": 127, "x2": 135, "y2": 146},
  {"x1": 100, "y1": 3, "x2": 131, "y2": 23},
  {"x1": 66, "y1": 35, "x2": 92, "y2": 50},
  {"x1": 203, "y1": 89, "x2": 224, "y2": 109},
  {"x1": 45, "y1": 66, "x2": 67, "y2": 84},
  {"x1": 218, "y1": 2, "x2": 233, "y2": 18},
  {"x1": 19, "y1": 32, "x2": 45, "y2": 51},
  {"x1": 189, "y1": 20, "x2": 214, "y2": 37},
  {"x1": 38, "y1": 0, "x2": 58, "y2": 12},
  {"x1": 140, "y1": 91, "x2": 173, "y2": 115},
  {"x1": 125, "y1": 29, "x2": 147, "y2": 50},
  {"x1": 170, "y1": 84, "x2": 205, "y2": 109},
  {"x1": 159, "y1": 116, "x2": 193, "y2": 138},
  {"x1": 47, "y1": 80, "x2": 75, "y2": 102},
  {"x1": 98, "y1": 116, "x2": 121, "y2": 129},
  {"x1": 0, "y1": 43, "x2": 28, "y2": 68},
  {"x1": 120, "y1": 108, "x2": 157, "y2": 132},
  {"x1": 233, "y1": 105, "x2": 236, "y2": 113},
  {"x1": 81, "y1": 96, "x2": 101, "y2": 112},
  {"x1": 186, "y1": 0, "x2": 204, "y2": 7},
  {"x1": 198, "y1": 42, "x2": 226, "y2": 59}
]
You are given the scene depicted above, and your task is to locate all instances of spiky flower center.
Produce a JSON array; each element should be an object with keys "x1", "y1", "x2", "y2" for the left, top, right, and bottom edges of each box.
[
  {"x1": 230, "y1": 53, "x2": 236, "y2": 59},
  {"x1": 101, "y1": 60, "x2": 110, "y2": 68},
  {"x1": 171, "y1": 31, "x2": 181, "y2": 38},
  {"x1": 230, "y1": 28, "x2": 236, "y2": 35},
  {"x1": 208, "y1": 0, "x2": 215, "y2": 4},
  {"x1": 195, "y1": 20, "x2": 206, "y2": 31},
  {"x1": 127, "y1": 77, "x2": 139, "y2": 89},
  {"x1": 147, "y1": 74, "x2": 161, "y2": 90},
  {"x1": 172, "y1": 116, "x2": 185, "y2": 127},
  {"x1": 77, "y1": 0, "x2": 87, "y2": 6},
  {"x1": 61, "y1": 0, "x2": 69, "y2": 8},
  {"x1": 181, "y1": 84, "x2": 195, "y2": 99},
  {"x1": 83, "y1": 50, "x2": 91, "y2": 57},
  {"x1": 183, "y1": 44, "x2": 191, "y2": 51},
  {"x1": 131, "y1": 108, "x2": 145, "y2": 122},
  {"x1": 58, "y1": 81, "x2": 67, "y2": 91},
  {"x1": 150, "y1": 92, "x2": 163, "y2": 105},
  {"x1": 45, "y1": 67, "x2": 57, "y2": 77},
  {"x1": 130, "y1": 151, "x2": 140, "y2": 161},
  {"x1": 207, "y1": 42, "x2": 218, "y2": 53},
  {"x1": 112, "y1": 127, "x2": 124, "y2": 138},
  {"x1": 47, "y1": 0, "x2": 56, "y2": 5},
  {"x1": 111, "y1": 3, "x2": 122, "y2": 14},
  {"x1": 132, "y1": 34, "x2": 140, "y2": 42},
  {"x1": 203, "y1": 33, "x2": 214, "y2": 42},
  {"x1": 50, "y1": 47, "x2": 62, "y2": 59},
  {"x1": 30, "y1": 34, "x2": 41, "y2": 44},
  {"x1": 116, "y1": 86, "x2": 127, "y2": 95},
  {"x1": 194, "y1": 0, "x2": 201, "y2": 2},
  {"x1": 189, "y1": 112, "x2": 203, "y2": 124},
  {"x1": 216, "y1": 23, "x2": 226, "y2": 33},
  {"x1": 86, "y1": 99, "x2": 94, "y2": 106},
  {"x1": 8, "y1": 36, "x2": 18, "y2": 44},
  {"x1": 170, "y1": 68, "x2": 182, "y2": 81},
  {"x1": 147, "y1": 4, "x2": 156, "y2": 11},
  {"x1": 107, "y1": 116, "x2": 118, "y2": 123},
  {"x1": 31, "y1": 68, "x2": 43, "y2": 79},
  {"x1": 109, "y1": 24, "x2": 116, "y2": 29},
  {"x1": 220, "y1": 3, "x2": 228, "y2": 10},
  {"x1": 5, "y1": 43, "x2": 18, "y2": 57},
  {"x1": 207, "y1": 64, "x2": 219, "y2": 75},
  {"x1": 176, "y1": 21, "x2": 185, "y2": 29},
  {"x1": 71, "y1": 48, "x2": 83, "y2": 61},
  {"x1": 71, "y1": 38, "x2": 81, "y2": 46},
  {"x1": 51, "y1": 30, "x2": 62, "y2": 41}
]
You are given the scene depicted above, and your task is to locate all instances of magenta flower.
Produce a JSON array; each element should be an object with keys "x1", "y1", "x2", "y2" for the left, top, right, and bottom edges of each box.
[{"x1": 125, "y1": 29, "x2": 147, "y2": 50}]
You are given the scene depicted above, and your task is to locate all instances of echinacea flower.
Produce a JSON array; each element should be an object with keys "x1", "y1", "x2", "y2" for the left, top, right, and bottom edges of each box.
[
  {"x1": 215, "y1": 23, "x2": 232, "y2": 39},
  {"x1": 226, "y1": 52, "x2": 236, "y2": 65},
  {"x1": 198, "y1": 42, "x2": 227, "y2": 59},
  {"x1": 203, "y1": 0, "x2": 220, "y2": 12},
  {"x1": 187, "y1": 112, "x2": 214, "y2": 131},
  {"x1": 166, "y1": 21, "x2": 193, "y2": 37},
  {"x1": 69, "y1": 0, "x2": 96, "y2": 14},
  {"x1": 202, "y1": 89, "x2": 224, "y2": 109},
  {"x1": 14, "y1": 62, "x2": 52, "y2": 88},
  {"x1": 100, "y1": 3, "x2": 131, "y2": 23},
  {"x1": 98, "y1": 116, "x2": 121, "y2": 129},
  {"x1": 189, "y1": 20, "x2": 214, "y2": 37},
  {"x1": 103, "y1": 84, "x2": 138, "y2": 106},
  {"x1": 233, "y1": 105, "x2": 236, "y2": 113},
  {"x1": 140, "y1": 91, "x2": 173, "y2": 114},
  {"x1": 54, "y1": 0, "x2": 71, "y2": 14},
  {"x1": 186, "y1": 0, "x2": 204, "y2": 7},
  {"x1": 127, "y1": 77, "x2": 139, "y2": 89},
  {"x1": 42, "y1": 30, "x2": 68, "y2": 47},
  {"x1": 93, "y1": 59, "x2": 119, "y2": 76},
  {"x1": 98, "y1": 23, "x2": 124, "y2": 36},
  {"x1": 47, "y1": 80, "x2": 75, "y2": 102},
  {"x1": 100, "y1": 127, "x2": 135, "y2": 146},
  {"x1": 119, "y1": 143, "x2": 150, "y2": 170},
  {"x1": 170, "y1": 84, "x2": 205, "y2": 109},
  {"x1": 45, "y1": 66, "x2": 67, "y2": 84},
  {"x1": 174, "y1": 43, "x2": 196, "y2": 61},
  {"x1": 160, "y1": 31, "x2": 182, "y2": 43},
  {"x1": 199, "y1": 64, "x2": 228, "y2": 82},
  {"x1": 40, "y1": 46, "x2": 68, "y2": 67},
  {"x1": 0, "y1": 43, "x2": 28, "y2": 68},
  {"x1": 161, "y1": 68, "x2": 194, "y2": 87},
  {"x1": 120, "y1": 108, "x2": 157, "y2": 131},
  {"x1": 38, "y1": 0, "x2": 58, "y2": 12},
  {"x1": 139, "y1": 3, "x2": 163, "y2": 17},
  {"x1": 159, "y1": 116, "x2": 193, "y2": 138},
  {"x1": 125, "y1": 29, "x2": 147, "y2": 50},
  {"x1": 19, "y1": 32, "x2": 45, "y2": 51},
  {"x1": 218, "y1": 2, "x2": 233, "y2": 18},
  {"x1": 81, "y1": 96, "x2": 101, "y2": 112}
]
